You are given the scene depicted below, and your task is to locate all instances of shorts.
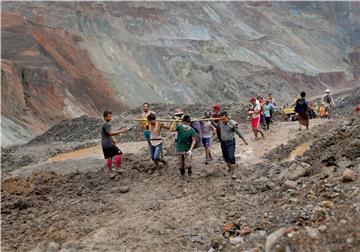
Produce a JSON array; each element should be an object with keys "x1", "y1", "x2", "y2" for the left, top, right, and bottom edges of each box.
[
  {"x1": 202, "y1": 137, "x2": 212, "y2": 148},
  {"x1": 102, "y1": 145, "x2": 122, "y2": 159},
  {"x1": 251, "y1": 117, "x2": 260, "y2": 129}
]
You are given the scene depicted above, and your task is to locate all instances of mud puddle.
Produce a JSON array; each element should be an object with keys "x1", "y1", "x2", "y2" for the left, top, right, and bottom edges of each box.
[
  {"x1": 49, "y1": 141, "x2": 148, "y2": 161},
  {"x1": 285, "y1": 142, "x2": 311, "y2": 161}
]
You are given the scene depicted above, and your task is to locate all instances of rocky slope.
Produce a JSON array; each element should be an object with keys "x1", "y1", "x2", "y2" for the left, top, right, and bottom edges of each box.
[{"x1": 2, "y1": 1, "x2": 360, "y2": 146}]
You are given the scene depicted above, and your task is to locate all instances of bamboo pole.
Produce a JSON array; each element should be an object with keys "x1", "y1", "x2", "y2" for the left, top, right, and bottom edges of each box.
[{"x1": 130, "y1": 118, "x2": 221, "y2": 122}]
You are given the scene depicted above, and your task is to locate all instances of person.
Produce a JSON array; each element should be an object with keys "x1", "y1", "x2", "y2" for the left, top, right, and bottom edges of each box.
[
  {"x1": 268, "y1": 93, "x2": 277, "y2": 122},
  {"x1": 294, "y1": 91, "x2": 310, "y2": 130},
  {"x1": 356, "y1": 104, "x2": 360, "y2": 113},
  {"x1": 101, "y1": 111, "x2": 130, "y2": 177},
  {"x1": 257, "y1": 96, "x2": 266, "y2": 130},
  {"x1": 201, "y1": 112, "x2": 216, "y2": 164},
  {"x1": 264, "y1": 100, "x2": 275, "y2": 130},
  {"x1": 215, "y1": 111, "x2": 248, "y2": 179},
  {"x1": 172, "y1": 108, "x2": 184, "y2": 143},
  {"x1": 140, "y1": 103, "x2": 155, "y2": 143},
  {"x1": 308, "y1": 102, "x2": 317, "y2": 119},
  {"x1": 211, "y1": 103, "x2": 222, "y2": 141},
  {"x1": 249, "y1": 97, "x2": 265, "y2": 140},
  {"x1": 147, "y1": 114, "x2": 170, "y2": 172},
  {"x1": 319, "y1": 102, "x2": 327, "y2": 118},
  {"x1": 170, "y1": 115, "x2": 196, "y2": 177},
  {"x1": 321, "y1": 89, "x2": 335, "y2": 118}
]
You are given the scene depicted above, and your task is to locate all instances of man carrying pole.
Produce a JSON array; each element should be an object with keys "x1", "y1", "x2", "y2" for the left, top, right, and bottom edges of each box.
[
  {"x1": 147, "y1": 113, "x2": 170, "y2": 173},
  {"x1": 170, "y1": 115, "x2": 196, "y2": 177},
  {"x1": 215, "y1": 111, "x2": 248, "y2": 179}
]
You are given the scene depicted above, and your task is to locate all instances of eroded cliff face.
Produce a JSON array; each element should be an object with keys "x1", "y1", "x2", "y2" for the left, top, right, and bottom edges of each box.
[{"x1": 1, "y1": 1, "x2": 359, "y2": 146}]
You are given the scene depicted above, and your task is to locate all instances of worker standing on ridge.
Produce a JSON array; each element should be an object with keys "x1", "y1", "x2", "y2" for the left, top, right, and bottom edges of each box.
[
  {"x1": 294, "y1": 91, "x2": 310, "y2": 130},
  {"x1": 140, "y1": 102, "x2": 155, "y2": 143},
  {"x1": 214, "y1": 111, "x2": 248, "y2": 179},
  {"x1": 147, "y1": 113, "x2": 170, "y2": 173},
  {"x1": 170, "y1": 115, "x2": 196, "y2": 177},
  {"x1": 101, "y1": 111, "x2": 131, "y2": 178},
  {"x1": 321, "y1": 89, "x2": 335, "y2": 118},
  {"x1": 249, "y1": 97, "x2": 265, "y2": 140}
]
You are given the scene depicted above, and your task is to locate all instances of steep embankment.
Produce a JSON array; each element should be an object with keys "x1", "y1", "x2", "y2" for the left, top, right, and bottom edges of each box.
[{"x1": 1, "y1": 1, "x2": 360, "y2": 146}]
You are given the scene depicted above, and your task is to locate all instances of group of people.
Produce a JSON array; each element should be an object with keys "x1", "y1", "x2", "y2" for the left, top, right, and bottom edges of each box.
[
  {"x1": 292, "y1": 89, "x2": 336, "y2": 130},
  {"x1": 139, "y1": 103, "x2": 250, "y2": 178},
  {"x1": 99, "y1": 89, "x2": 340, "y2": 179}
]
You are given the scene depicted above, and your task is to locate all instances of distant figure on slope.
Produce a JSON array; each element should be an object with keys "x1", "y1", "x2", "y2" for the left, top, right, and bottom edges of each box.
[
  {"x1": 294, "y1": 91, "x2": 310, "y2": 130},
  {"x1": 321, "y1": 89, "x2": 335, "y2": 118},
  {"x1": 101, "y1": 111, "x2": 131, "y2": 178}
]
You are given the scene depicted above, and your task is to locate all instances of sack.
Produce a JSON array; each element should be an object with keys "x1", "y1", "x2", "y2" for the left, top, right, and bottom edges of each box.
[
  {"x1": 294, "y1": 99, "x2": 308, "y2": 113},
  {"x1": 190, "y1": 122, "x2": 202, "y2": 149}
]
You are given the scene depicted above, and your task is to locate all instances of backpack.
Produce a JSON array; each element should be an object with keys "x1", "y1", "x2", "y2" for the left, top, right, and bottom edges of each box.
[
  {"x1": 294, "y1": 98, "x2": 308, "y2": 113},
  {"x1": 324, "y1": 94, "x2": 331, "y2": 104},
  {"x1": 190, "y1": 122, "x2": 202, "y2": 149}
]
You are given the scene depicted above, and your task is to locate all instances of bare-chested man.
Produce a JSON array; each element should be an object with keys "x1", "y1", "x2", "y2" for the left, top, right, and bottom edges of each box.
[
  {"x1": 140, "y1": 102, "x2": 155, "y2": 143},
  {"x1": 147, "y1": 113, "x2": 170, "y2": 171}
]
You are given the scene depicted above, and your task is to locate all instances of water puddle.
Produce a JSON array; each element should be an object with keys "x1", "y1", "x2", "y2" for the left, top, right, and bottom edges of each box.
[
  {"x1": 49, "y1": 141, "x2": 147, "y2": 161},
  {"x1": 285, "y1": 142, "x2": 310, "y2": 161}
]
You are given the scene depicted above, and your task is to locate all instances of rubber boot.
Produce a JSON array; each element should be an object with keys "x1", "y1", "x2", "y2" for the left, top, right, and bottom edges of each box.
[
  {"x1": 187, "y1": 167, "x2": 192, "y2": 177},
  {"x1": 180, "y1": 168, "x2": 185, "y2": 177},
  {"x1": 228, "y1": 164, "x2": 237, "y2": 179}
]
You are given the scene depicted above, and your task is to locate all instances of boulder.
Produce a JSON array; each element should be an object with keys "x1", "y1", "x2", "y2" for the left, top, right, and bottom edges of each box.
[{"x1": 342, "y1": 169, "x2": 356, "y2": 182}]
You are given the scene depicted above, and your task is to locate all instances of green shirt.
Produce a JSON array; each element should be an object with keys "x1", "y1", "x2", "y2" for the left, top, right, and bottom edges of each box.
[{"x1": 176, "y1": 124, "x2": 196, "y2": 152}]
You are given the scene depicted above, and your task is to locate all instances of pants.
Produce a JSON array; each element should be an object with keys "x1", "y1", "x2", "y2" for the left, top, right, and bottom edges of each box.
[
  {"x1": 265, "y1": 117, "x2": 271, "y2": 128},
  {"x1": 143, "y1": 130, "x2": 151, "y2": 142},
  {"x1": 220, "y1": 139, "x2": 236, "y2": 164},
  {"x1": 177, "y1": 153, "x2": 192, "y2": 169},
  {"x1": 150, "y1": 143, "x2": 162, "y2": 161}
]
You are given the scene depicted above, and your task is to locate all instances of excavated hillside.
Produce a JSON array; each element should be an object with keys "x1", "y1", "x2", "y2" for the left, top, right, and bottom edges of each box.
[{"x1": 1, "y1": 1, "x2": 360, "y2": 146}]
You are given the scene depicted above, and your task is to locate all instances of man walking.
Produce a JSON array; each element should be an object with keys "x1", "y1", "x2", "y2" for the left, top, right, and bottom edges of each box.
[
  {"x1": 249, "y1": 97, "x2": 265, "y2": 140},
  {"x1": 170, "y1": 115, "x2": 196, "y2": 177},
  {"x1": 321, "y1": 89, "x2": 335, "y2": 118},
  {"x1": 101, "y1": 111, "x2": 130, "y2": 177},
  {"x1": 216, "y1": 111, "x2": 248, "y2": 179},
  {"x1": 147, "y1": 113, "x2": 170, "y2": 173},
  {"x1": 140, "y1": 102, "x2": 155, "y2": 143},
  {"x1": 294, "y1": 91, "x2": 310, "y2": 130}
]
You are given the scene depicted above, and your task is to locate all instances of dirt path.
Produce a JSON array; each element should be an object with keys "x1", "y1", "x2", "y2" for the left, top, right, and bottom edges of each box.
[{"x1": 2, "y1": 118, "x2": 341, "y2": 252}]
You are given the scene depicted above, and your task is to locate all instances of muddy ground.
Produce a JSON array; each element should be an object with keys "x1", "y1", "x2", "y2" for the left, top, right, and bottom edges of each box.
[
  {"x1": 1, "y1": 88, "x2": 360, "y2": 252},
  {"x1": 1, "y1": 114, "x2": 360, "y2": 252}
]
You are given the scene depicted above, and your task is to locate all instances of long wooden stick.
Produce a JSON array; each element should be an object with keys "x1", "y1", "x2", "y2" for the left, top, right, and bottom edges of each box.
[{"x1": 130, "y1": 118, "x2": 221, "y2": 122}]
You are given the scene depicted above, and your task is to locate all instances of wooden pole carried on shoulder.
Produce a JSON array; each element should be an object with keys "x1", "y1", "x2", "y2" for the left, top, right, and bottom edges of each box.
[{"x1": 130, "y1": 118, "x2": 221, "y2": 122}]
